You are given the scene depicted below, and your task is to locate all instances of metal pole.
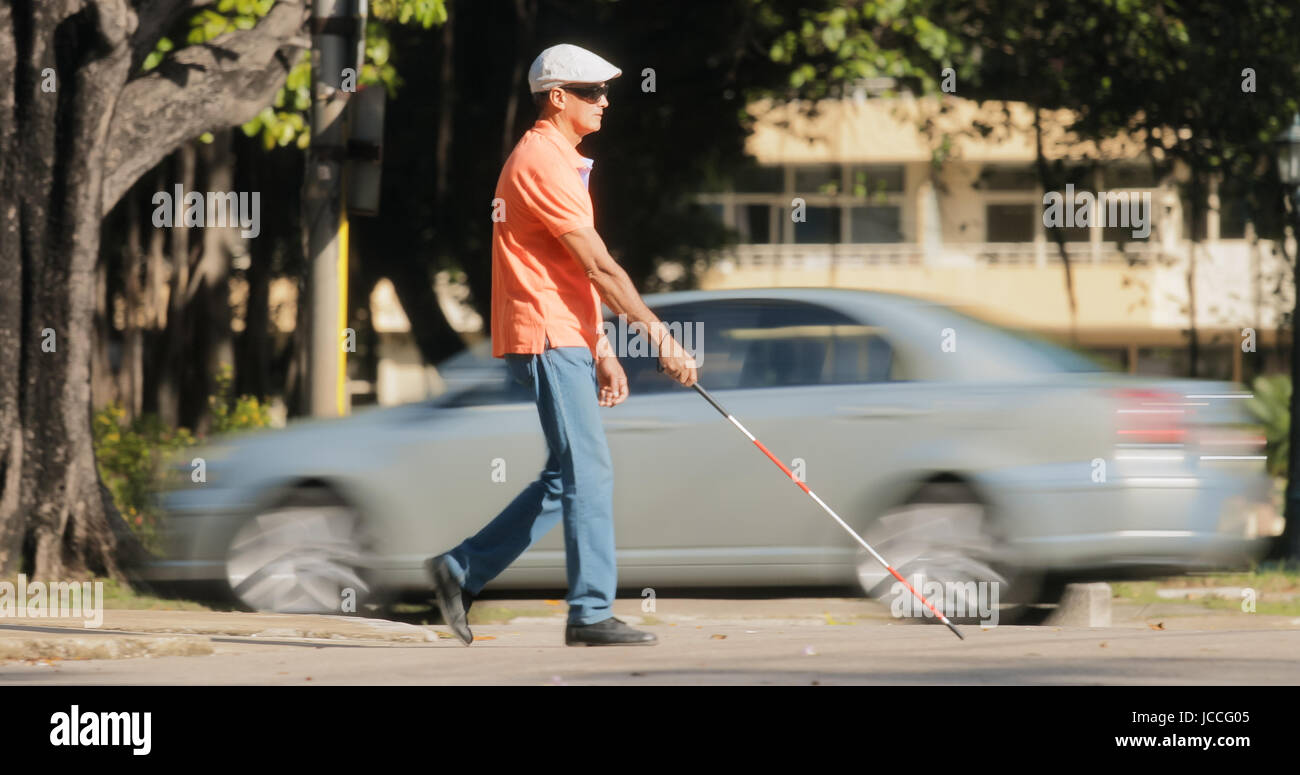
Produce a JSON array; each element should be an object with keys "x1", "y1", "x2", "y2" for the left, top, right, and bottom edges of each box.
[
  {"x1": 1287, "y1": 188, "x2": 1300, "y2": 559},
  {"x1": 305, "y1": 0, "x2": 358, "y2": 417}
]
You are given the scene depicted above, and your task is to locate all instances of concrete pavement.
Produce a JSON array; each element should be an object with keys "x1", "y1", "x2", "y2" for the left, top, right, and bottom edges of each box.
[{"x1": 1, "y1": 595, "x2": 1297, "y2": 684}]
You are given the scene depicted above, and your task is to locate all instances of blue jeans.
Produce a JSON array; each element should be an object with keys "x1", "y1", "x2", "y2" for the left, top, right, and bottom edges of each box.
[{"x1": 441, "y1": 345, "x2": 617, "y2": 626}]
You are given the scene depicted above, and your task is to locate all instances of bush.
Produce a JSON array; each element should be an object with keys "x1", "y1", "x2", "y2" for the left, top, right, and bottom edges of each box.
[
  {"x1": 93, "y1": 405, "x2": 196, "y2": 554},
  {"x1": 1245, "y1": 374, "x2": 1290, "y2": 479},
  {"x1": 208, "y1": 364, "x2": 272, "y2": 434},
  {"x1": 93, "y1": 364, "x2": 272, "y2": 554}
]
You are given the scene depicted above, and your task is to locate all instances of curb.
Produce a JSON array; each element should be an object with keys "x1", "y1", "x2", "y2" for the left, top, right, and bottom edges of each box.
[
  {"x1": 2, "y1": 614, "x2": 442, "y2": 644},
  {"x1": 0, "y1": 636, "x2": 214, "y2": 661}
]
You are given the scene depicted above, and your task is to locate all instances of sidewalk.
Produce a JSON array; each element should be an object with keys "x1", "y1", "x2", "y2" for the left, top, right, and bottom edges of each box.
[{"x1": 2, "y1": 595, "x2": 1296, "y2": 663}]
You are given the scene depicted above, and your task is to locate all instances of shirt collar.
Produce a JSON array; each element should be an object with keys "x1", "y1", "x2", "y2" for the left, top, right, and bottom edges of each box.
[{"x1": 531, "y1": 119, "x2": 587, "y2": 169}]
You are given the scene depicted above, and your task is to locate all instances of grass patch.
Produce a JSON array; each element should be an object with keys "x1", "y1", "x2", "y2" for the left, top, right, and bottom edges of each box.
[
  {"x1": 99, "y1": 579, "x2": 213, "y2": 611},
  {"x1": 467, "y1": 605, "x2": 559, "y2": 624},
  {"x1": 384, "y1": 601, "x2": 560, "y2": 625},
  {"x1": 0, "y1": 576, "x2": 213, "y2": 612},
  {"x1": 1109, "y1": 561, "x2": 1300, "y2": 616}
]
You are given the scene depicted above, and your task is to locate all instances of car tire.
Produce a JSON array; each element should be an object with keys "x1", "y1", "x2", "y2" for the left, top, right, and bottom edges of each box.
[
  {"x1": 856, "y1": 481, "x2": 1043, "y2": 626},
  {"x1": 224, "y1": 487, "x2": 380, "y2": 615}
]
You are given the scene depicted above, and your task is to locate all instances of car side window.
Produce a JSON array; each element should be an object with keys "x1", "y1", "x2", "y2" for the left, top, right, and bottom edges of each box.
[
  {"x1": 616, "y1": 298, "x2": 896, "y2": 393},
  {"x1": 735, "y1": 300, "x2": 894, "y2": 388},
  {"x1": 616, "y1": 300, "x2": 759, "y2": 394}
]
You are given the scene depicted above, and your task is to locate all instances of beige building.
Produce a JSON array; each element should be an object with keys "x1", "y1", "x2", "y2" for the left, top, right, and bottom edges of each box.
[{"x1": 695, "y1": 94, "x2": 1294, "y2": 381}]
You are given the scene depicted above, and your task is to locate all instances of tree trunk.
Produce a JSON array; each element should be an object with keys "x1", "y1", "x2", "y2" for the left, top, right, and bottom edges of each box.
[
  {"x1": 1186, "y1": 170, "x2": 1204, "y2": 379},
  {"x1": 1033, "y1": 107, "x2": 1078, "y2": 344},
  {"x1": 0, "y1": 1, "x2": 25, "y2": 575},
  {"x1": 0, "y1": 0, "x2": 309, "y2": 579},
  {"x1": 91, "y1": 238, "x2": 116, "y2": 410},
  {"x1": 388, "y1": 255, "x2": 468, "y2": 364},
  {"x1": 195, "y1": 128, "x2": 237, "y2": 435},
  {"x1": 156, "y1": 142, "x2": 195, "y2": 428},
  {"x1": 501, "y1": 0, "x2": 536, "y2": 165},
  {"x1": 1280, "y1": 192, "x2": 1300, "y2": 562},
  {"x1": 1, "y1": 0, "x2": 143, "y2": 580},
  {"x1": 241, "y1": 215, "x2": 273, "y2": 400},
  {"x1": 119, "y1": 183, "x2": 145, "y2": 420}
]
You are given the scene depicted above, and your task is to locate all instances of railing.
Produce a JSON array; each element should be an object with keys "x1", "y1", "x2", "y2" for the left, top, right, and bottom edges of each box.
[
  {"x1": 975, "y1": 241, "x2": 1164, "y2": 265},
  {"x1": 730, "y1": 244, "x2": 924, "y2": 270},
  {"x1": 722, "y1": 240, "x2": 1170, "y2": 270}
]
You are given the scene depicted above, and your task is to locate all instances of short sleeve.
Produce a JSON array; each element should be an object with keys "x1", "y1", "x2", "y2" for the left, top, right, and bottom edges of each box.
[{"x1": 513, "y1": 162, "x2": 594, "y2": 238}]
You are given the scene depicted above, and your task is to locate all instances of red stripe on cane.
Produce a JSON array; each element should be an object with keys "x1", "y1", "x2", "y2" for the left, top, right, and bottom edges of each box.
[
  {"x1": 886, "y1": 565, "x2": 951, "y2": 624},
  {"x1": 751, "y1": 439, "x2": 811, "y2": 493}
]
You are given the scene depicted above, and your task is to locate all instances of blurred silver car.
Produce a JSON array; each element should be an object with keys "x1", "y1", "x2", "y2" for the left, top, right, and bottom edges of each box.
[{"x1": 139, "y1": 288, "x2": 1278, "y2": 617}]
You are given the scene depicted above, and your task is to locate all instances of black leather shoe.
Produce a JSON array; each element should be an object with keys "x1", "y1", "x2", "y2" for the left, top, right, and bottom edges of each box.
[
  {"x1": 565, "y1": 616, "x2": 658, "y2": 647},
  {"x1": 425, "y1": 555, "x2": 473, "y2": 646}
]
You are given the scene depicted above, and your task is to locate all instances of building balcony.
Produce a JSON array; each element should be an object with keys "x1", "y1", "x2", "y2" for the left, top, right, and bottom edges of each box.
[{"x1": 701, "y1": 239, "x2": 1293, "y2": 370}]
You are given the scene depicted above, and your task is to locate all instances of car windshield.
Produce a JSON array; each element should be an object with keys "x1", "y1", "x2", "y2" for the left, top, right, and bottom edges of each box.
[{"x1": 939, "y1": 304, "x2": 1120, "y2": 373}]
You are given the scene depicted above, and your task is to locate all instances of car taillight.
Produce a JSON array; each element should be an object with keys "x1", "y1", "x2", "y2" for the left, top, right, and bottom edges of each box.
[{"x1": 1113, "y1": 389, "x2": 1189, "y2": 445}]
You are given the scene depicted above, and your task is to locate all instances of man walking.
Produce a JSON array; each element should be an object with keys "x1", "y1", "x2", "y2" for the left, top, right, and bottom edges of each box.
[{"x1": 425, "y1": 44, "x2": 698, "y2": 647}]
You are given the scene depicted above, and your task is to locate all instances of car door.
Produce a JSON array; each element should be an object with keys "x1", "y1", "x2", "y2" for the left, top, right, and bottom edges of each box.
[
  {"x1": 593, "y1": 300, "x2": 760, "y2": 581},
  {"x1": 604, "y1": 297, "x2": 918, "y2": 583},
  {"x1": 378, "y1": 352, "x2": 566, "y2": 578}
]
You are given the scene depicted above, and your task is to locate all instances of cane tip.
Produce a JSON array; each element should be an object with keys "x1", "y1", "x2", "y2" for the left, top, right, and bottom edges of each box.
[{"x1": 944, "y1": 620, "x2": 966, "y2": 640}]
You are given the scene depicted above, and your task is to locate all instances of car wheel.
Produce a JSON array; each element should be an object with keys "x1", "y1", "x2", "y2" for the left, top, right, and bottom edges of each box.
[
  {"x1": 856, "y1": 481, "x2": 1041, "y2": 626},
  {"x1": 224, "y1": 487, "x2": 377, "y2": 615}
]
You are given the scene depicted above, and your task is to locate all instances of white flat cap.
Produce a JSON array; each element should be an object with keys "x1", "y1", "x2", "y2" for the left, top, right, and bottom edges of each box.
[{"x1": 528, "y1": 44, "x2": 622, "y2": 93}]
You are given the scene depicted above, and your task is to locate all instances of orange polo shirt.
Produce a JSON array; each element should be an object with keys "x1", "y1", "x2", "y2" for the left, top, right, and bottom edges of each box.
[{"x1": 491, "y1": 119, "x2": 604, "y2": 357}]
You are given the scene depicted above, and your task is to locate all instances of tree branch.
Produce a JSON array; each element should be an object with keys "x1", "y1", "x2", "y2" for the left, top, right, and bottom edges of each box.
[
  {"x1": 101, "y1": 0, "x2": 308, "y2": 213},
  {"x1": 127, "y1": 0, "x2": 203, "y2": 74}
]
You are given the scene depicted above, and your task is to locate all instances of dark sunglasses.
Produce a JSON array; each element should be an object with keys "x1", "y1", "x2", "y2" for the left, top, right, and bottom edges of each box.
[{"x1": 560, "y1": 82, "x2": 609, "y2": 102}]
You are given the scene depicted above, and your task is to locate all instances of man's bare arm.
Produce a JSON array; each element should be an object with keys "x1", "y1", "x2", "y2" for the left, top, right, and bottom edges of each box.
[
  {"x1": 559, "y1": 226, "x2": 697, "y2": 385},
  {"x1": 559, "y1": 227, "x2": 658, "y2": 328}
]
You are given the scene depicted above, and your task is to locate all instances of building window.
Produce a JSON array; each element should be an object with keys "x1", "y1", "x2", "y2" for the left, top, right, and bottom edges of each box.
[
  {"x1": 1043, "y1": 185, "x2": 1095, "y2": 242},
  {"x1": 1053, "y1": 225, "x2": 1093, "y2": 242},
  {"x1": 977, "y1": 165, "x2": 1037, "y2": 191},
  {"x1": 1105, "y1": 164, "x2": 1158, "y2": 189},
  {"x1": 1217, "y1": 175, "x2": 1285, "y2": 240},
  {"x1": 849, "y1": 206, "x2": 902, "y2": 243},
  {"x1": 739, "y1": 204, "x2": 773, "y2": 244},
  {"x1": 713, "y1": 162, "x2": 906, "y2": 246},
  {"x1": 849, "y1": 165, "x2": 904, "y2": 198},
  {"x1": 1220, "y1": 190, "x2": 1249, "y2": 240},
  {"x1": 792, "y1": 206, "x2": 840, "y2": 244},
  {"x1": 1181, "y1": 195, "x2": 1209, "y2": 242},
  {"x1": 794, "y1": 165, "x2": 841, "y2": 195},
  {"x1": 733, "y1": 164, "x2": 784, "y2": 193},
  {"x1": 986, "y1": 204, "x2": 1036, "y2": 242}
]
